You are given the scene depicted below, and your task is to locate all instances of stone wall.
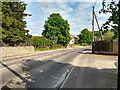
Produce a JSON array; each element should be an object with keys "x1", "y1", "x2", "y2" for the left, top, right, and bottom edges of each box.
[{"x1": 1, "y1": 46, "x2": 34, "y2": 57}]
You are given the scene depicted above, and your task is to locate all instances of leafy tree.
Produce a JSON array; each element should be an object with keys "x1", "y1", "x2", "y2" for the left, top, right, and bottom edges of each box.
[
  {"x1": 103, "y1": 31, "x2": 114, "y2": 41},
  {"x1": 42, "y1": 13, "x2": 71, "y2": 47},
  {"x1": 1, "y1": 1, "x2": 31, "y2": 46},
  {"x1": 99, "y1": 0, "x2": 118, "y2": 39},
  {"x1": 78, "y1": 28, "x2": 92, "y2": 45}
]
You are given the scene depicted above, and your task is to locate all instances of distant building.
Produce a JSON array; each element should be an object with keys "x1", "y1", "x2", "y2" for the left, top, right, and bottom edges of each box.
[{"x1": 69, "y1": 35, "x2": 79, "y2": 44}]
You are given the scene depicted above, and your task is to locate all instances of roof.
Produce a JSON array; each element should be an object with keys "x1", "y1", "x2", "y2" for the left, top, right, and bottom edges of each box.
[{"x1": 70, "y1": 35, "x2": 79, "y2": 39}]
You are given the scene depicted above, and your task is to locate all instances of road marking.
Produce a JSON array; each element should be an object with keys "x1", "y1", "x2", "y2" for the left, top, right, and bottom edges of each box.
[
  {"x1": 54, "y1": 70, "x2": 69, "y2": 88},
  {"x1": 60, "y1": 54, "x2": 83, "y2": 88}
]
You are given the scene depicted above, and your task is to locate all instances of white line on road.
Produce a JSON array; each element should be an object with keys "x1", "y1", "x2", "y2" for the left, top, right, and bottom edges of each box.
[{"x1": 60, "y1": 53, "x2": 83, "y2": 88}]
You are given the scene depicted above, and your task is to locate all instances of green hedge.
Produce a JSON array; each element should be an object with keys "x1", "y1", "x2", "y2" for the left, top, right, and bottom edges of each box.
[
  {"x1": 31, "y1": 36, "x2": 65, "y2": 50},
  {"x1": 31, "y1": 36, "x2": 51, "y2": 48}
]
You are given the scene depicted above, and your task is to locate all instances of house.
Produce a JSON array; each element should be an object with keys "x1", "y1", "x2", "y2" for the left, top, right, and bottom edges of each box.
[{"x1": 69, "y1": 35, "x2": 79, "y2": 44}]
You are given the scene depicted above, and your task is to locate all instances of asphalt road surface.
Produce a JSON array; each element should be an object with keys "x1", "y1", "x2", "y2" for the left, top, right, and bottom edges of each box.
[{"x1": 0, "y1": 47, "x2": 89, "y2": 88}]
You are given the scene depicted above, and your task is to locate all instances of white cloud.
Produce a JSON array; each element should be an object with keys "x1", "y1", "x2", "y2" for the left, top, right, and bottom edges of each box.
[
  {"x1": 35, "y1": 2, "x2": 73, "y2": 19},
  {"x1": 24, "y1": 1, "x2": 114, "y2": 36},
  {"x1": 67, "y1": 2, "x2": 93, "y2": 34}
]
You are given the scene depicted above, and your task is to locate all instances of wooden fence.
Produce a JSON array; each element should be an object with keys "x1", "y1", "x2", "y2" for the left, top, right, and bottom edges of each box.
[{"x1": 94, "y1": 41, "x2": 118, "y2": 54}]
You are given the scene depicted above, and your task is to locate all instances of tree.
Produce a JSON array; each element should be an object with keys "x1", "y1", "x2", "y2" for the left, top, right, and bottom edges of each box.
[
  {"x1": 78, "y1": 28, "x2": 92, "y2": 45},
  {"x1": 103, "y1": 31, "x2": 114, "y2": 41},
  {"x1": 42, "y1": 13, "x2": 71, "y2": 47},
  {"x1": 99, "y1": 0, "x2": 118, "y2": 39},
  {"x1": 2, "y1": 1, "x2": 31, "y2": 46}
]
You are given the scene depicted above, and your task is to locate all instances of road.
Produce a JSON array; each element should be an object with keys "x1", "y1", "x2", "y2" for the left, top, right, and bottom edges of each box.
[{"x1": 0, "y1": 46, "x2": 89, "y2": 88}]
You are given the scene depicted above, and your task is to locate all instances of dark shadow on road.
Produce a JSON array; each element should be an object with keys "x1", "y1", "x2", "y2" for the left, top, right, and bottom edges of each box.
[
  {"x1": 21, "y1": 59, "x2": 71, "y2": 89},
  {"x1": 20, "y1": 59, "x2": 117, "y2": 89},
  {"x1": 62, "y1": 66, "x2": 117, "y2": 88}
]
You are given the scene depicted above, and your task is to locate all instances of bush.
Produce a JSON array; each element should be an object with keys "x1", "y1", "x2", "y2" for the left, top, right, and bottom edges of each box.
[
  {"x1": 103, "y1": 31, "x2": 114, "y2": 41},
  {"x1": 31, "y1": 36, "x2": 52, "y2": 48}
]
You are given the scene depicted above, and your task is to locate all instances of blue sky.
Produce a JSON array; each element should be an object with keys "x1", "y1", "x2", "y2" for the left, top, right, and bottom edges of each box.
[{"x1": 22, "y1": 0, "x2": 114, "y2": 36}]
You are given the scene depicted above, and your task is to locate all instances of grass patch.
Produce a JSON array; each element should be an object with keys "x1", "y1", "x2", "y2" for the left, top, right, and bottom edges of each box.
[
  {"x1": 73, "y1": 44, "x2": 80, "y2": 46},
  {"x1": 79, "y1": 43, "x2": 91, "y2": 46},
  {"x1": 34, "y1": 47, "x2": 65, "y2": 51}
]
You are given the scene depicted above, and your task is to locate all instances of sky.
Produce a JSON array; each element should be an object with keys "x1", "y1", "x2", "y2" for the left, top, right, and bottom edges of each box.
[{"x1": 22, "y1": 0, "x2": 117, "y2": 36}]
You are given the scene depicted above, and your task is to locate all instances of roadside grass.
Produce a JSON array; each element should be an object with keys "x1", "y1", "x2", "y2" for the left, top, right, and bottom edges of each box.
[
  {"x1": 34, "y1": 43, "x2": 91, "y2": 51},
  {"x1": 72, "y1": 43, "x2": 91, "y2": 46},
  {"x1": 34, "y1": 47, "x2": 65, "y2": 51},
  {"x1": 73, "y1": 44, "x2": 80, "y2": 46},
  {"x1": 79, "y1": 43, "x2": 92, "y2": 46},
  {"x1": 35, "y1": 48, "x2": 56, "y2": 51}
]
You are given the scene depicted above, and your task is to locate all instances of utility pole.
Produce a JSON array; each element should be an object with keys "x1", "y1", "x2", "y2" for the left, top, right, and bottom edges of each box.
[
  {"x1": 94, "y1": 11, "x2": 103, "y2": 40},
  {"x1": 118, "y1": 0, "x2": 120, "y2": 89},
  {"x1": 92, "y1": 6, "x2": 95, "y2": 53}
]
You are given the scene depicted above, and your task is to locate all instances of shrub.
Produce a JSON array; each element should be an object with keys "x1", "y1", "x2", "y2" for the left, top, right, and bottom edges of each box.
[
  {"x1": 103, "y1": 31, "x2": 114, "y2": 41},
  {"x1": 31, "y1": 36, "x2": 52, "y2": 48}
]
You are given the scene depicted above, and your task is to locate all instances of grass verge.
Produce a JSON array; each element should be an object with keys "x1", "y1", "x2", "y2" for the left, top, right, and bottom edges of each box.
[{"x1": 34, "y1": 47, "x2": 65, "y2": 51}]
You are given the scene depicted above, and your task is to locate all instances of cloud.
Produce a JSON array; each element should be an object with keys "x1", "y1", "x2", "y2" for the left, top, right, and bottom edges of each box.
[
  {"x1": 34, "y1": 2, "x2": 73, "y2": 19},
  {"x1": 24, "y1": 1, "x2": 113, "y2": 36},
  {"x1": 68, "y1": 2, "x2": 94, "y2": 34}
]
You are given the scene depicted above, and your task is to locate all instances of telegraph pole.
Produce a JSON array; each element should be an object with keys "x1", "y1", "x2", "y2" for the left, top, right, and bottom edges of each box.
[
  {"x1": 118, "y1": 0, "x2": 120, "y2": 89},
  {"x1": 94, "y1": 10, "x2": 103, "y2": 40},
  {"x1": 92, "y1": 6, "x2": 95, "y2": 53}
]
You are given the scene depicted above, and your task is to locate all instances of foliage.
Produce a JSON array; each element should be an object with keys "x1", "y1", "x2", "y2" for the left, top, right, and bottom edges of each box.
[
  {"x1": 32, "y1": 36, "x2": 65, "y2": 50},
  {"x1": 78, "y1": 28, "x2": 92, "y2": 45},
  {"x1": 73, "y1": 44, "x2": 80, "y2": 46},
  {"x1": 103, "y1": 31, "x2": 114, "y2": 41},
  {"x1": 31, "y1": 36, "x2": 52, "y2": 48},
  {"x1": 34, "y1": 45, "x2": 65, "y2": 51},
  {"x1": 35, "y1": 48, "x2": 55, "y2": 51},
  {"x1": 2, "y1": 1, "x2": 31, "y2": 46},
  {"x1": 80, "y1": 43, "x2": 90, "y2": 46},
  {"x1": 42, "y1": 13, "x2": 71, "y2": 47},
  {"x1": 99, "y1": 0, "x2": 118, "y2": 39}
]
